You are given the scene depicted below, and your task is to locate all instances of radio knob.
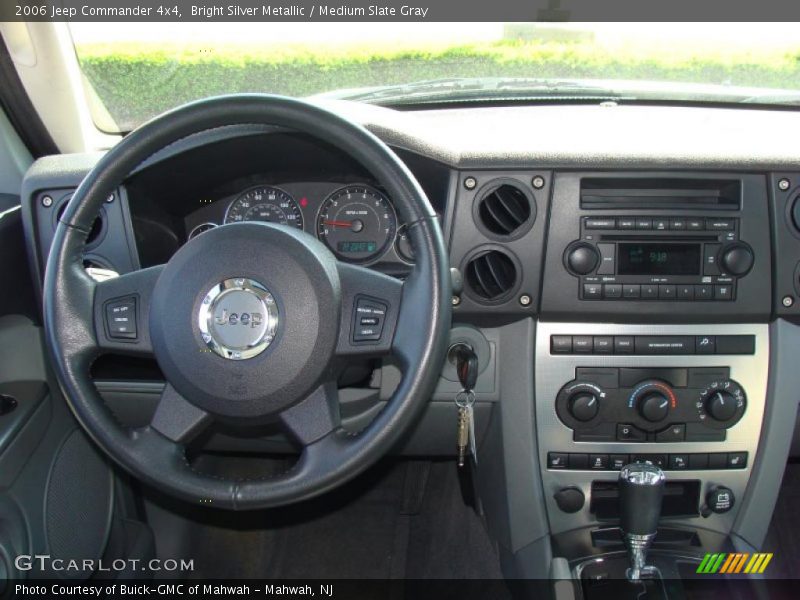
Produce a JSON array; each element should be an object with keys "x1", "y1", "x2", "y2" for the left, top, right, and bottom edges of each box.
[
  {"x1": 568, "y1": 392, "x2": 600, "y2": 422},
  {"x1": 638, "y1": 392, "x2": 671, "y2": 422},
  {"x1": 705, "y1": 390, "x2": 738, "y2": 422},
  {"x1": 720, "y1": 243, "x2": 754, "y2": 277},
  {"x1": 566, "y1": 243, "x2": 599, "y2": 275}
]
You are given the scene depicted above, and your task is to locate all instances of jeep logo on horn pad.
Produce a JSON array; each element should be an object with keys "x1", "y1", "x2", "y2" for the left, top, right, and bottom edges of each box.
[{"x1": 198, "y1": 278, "x2": 279, "y2": 360}]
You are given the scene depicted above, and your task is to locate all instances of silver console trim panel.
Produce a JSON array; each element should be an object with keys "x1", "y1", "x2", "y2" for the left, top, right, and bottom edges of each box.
[{"x1": 535, "y1": 321, "x2": 769, "y2": 536}]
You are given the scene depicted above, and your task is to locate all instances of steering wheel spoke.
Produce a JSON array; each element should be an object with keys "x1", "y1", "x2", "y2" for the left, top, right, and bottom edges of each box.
[
  {"x1": 334, "y1": 262, "x2": 403, "y2": 359},
  {"x1": 150, "y1": 383, "x2": 212, "y2": 444},
  {"x1": 280, "y1": 381, "x2": 341, "y2": 446},
  {"x1": 92, "y1": 265, "x2": 164, "y2": 356}
]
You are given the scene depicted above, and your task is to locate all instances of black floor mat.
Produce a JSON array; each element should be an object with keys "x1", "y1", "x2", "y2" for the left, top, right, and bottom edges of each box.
[
  {"x1": 143, "y1": 457, "x2": 506, "y2": 582},
  {"x1": 763, "y1": 463, "x2": 800, "y2": 579}
]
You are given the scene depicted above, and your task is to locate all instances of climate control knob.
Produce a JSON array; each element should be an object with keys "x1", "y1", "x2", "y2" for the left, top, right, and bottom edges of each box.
[
  {"x1": 566, "y1": 243, "x2": 599, "y2": 275},
  {"x1": 629, "y1": 380, "x2": 676, "y2": 426},
  {"x1": 569, "y1": 392, "x2": 600, "y2": 422},
  {"x1": 638, "y1": 392, "x2": 671, "y2": 423},
  {"x1": 705, "y1": 391, "x2": 739, "y2": 422},
  {"x1": 698, "y1": 379, "x2": 746, "y2": 428}
]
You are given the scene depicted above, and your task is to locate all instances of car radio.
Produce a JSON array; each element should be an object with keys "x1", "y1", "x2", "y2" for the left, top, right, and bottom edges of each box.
[{"x1": 563, "y1": 216, "x2": 755, "y2": 301}]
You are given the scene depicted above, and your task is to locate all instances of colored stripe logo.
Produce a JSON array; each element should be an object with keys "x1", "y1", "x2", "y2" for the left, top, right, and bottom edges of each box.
[{"x1": 696, "y1": 553, "x2": 773, "y2": 574}]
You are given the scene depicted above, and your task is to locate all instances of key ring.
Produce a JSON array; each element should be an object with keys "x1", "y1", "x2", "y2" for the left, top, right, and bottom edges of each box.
[{"x1": 455, "y1": 390, "x2": 475, "y2": 407}]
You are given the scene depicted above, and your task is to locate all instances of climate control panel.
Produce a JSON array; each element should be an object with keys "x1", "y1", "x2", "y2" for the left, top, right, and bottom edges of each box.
[{"x1": 555, "y1": 367, "x2": 746, "y2": 443}]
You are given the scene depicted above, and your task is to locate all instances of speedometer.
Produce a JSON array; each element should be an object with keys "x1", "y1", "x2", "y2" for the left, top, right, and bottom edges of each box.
[
  {"x1": 224, "y1": 186, "x2": 304, "y2": 229},
  {"x1": 316, "y1": 185, "x2": 397, "y2": 263}
]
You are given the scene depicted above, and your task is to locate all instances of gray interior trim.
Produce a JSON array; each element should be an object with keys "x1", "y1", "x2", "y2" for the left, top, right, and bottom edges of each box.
[
  {"x1": 479, "y1": 318, "x2": 550, "y2": 553},
  {"x1": 0, "y1": 315, "x2": 45, "y2": 382},
  {"x1": 0, "y1": 106, "x2": 32, "y2": 195},
  {"x1": 733, "y1": 318, "x2": 800, "y2": 548}
]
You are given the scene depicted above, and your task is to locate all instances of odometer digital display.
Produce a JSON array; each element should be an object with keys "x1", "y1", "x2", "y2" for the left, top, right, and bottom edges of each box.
[{"x1": 337, "y1": 241, "x2": 378, "y2": 253}]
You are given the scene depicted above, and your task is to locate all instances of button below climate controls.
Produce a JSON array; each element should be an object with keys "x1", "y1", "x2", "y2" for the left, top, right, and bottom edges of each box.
[{"x1": 547, "y1": 451, "x2": 747, "y2": 472}]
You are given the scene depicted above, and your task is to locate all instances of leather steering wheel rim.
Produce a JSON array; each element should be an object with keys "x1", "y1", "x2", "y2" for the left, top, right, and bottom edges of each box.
[{"x1": 43, "y1": 95, "x2": 451, "y2": 509}]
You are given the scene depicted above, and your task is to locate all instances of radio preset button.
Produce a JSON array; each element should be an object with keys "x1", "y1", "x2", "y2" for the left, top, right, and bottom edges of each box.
[
  {"x1": 677, "y1": 285, "x2": 695, "y2": 300},
  {"x1": 658, "y1": 284, "x2": 677, "y2": 300},
  {"x1": 623, "y1": 284, "x2": 641, "y2": 299},
  {"x1": 641, "y1": 284, "x2": 659, "y2": 299},
  {"x1": 603, "y1": 284, "x2": 622, "y2": 299},
  {"x1": 694, "y1": 284, "x2": 713, "y2": 300}
]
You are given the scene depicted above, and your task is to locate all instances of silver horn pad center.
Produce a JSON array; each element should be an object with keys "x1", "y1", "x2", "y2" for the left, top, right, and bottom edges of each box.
[{"x1": 197, "y1": 278, "x2": 279, "y2": 360}]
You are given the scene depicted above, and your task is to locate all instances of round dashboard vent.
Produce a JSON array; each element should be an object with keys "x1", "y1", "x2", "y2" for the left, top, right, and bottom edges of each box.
[
  {"x1": 464, "y1": 249, "x2": 519, "y2": 302},
  {"x1": 475, "y1": 182, "x2": 534, "y2": 238}
]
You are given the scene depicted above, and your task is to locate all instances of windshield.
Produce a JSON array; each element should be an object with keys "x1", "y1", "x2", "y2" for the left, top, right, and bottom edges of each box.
[{"x1": 69, "y1": 22, "x2": 800, "y2": 133}]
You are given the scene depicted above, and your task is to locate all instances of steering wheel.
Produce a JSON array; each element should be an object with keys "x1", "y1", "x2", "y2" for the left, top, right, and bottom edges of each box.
[{"x1": 43, "y1": 95, "x2": 451, "y2": 509}]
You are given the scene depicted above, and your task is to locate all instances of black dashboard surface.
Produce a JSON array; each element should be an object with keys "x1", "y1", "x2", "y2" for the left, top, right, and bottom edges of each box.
[{"x1": 122, "y1": 132, "x2": 451, "y2": 274}]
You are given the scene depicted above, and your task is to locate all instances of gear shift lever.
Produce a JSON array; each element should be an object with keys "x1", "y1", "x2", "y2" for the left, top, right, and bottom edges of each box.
[{"x1": 619, "y1": 462, "x2": 665, "y2": 581}]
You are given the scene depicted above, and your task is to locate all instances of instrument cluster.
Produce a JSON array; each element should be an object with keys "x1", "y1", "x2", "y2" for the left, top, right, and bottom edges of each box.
[{"x1": 184, "y1": 182, "x2": 415, "y2": 266}]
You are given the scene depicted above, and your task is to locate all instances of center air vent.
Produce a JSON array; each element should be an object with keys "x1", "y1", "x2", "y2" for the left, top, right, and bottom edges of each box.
[
  {"x1": 475, "y1": 182, "x2": 534, "y2": 238},
  {"x1": 465, "y1": 249, "x2": 519, "y2": 302}
]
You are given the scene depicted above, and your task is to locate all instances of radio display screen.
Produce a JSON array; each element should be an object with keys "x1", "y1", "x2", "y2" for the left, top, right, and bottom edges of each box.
[{"x1": 618, "y1": 243, "x2": 701, "y2": 276}]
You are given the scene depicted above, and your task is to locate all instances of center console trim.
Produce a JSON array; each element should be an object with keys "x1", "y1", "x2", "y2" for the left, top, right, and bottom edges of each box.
[{"x1": 535, "y1": 321, "x2": 769, "y2": 536}]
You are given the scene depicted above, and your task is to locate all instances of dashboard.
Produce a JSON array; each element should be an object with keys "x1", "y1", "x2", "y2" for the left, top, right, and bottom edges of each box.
[
  {"x1": 184, "y1": 181, "x2": 413, "y2": 266},
  {"x1": 18, "y1": 100, "x2": 800, "y2": 572}
]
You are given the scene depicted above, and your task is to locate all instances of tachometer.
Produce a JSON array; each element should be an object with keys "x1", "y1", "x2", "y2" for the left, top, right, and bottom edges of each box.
[
  {"x1": 224, "y1": 186, "x2": 304, "y2": 229},
  {"x1": 316, "y1": 185, "x2": 397, "y2": 263}
]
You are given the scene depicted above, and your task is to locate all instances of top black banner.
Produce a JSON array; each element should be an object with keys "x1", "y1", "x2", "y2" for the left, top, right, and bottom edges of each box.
[{"x1": 4, "y1": 0, "x2": 800, "y2": 22}]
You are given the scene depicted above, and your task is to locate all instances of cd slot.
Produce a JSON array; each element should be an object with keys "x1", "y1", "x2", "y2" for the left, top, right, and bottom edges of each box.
[
  {"x1": 580, "y1": 178, "x2": 741, "y2": 210},
  {"x1": 600, "y1": 235, "x2": 718, "y2": 242}
]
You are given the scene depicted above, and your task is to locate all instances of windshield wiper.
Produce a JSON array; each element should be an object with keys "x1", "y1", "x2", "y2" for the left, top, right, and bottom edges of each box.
[{"x1": 325, "y1": 77, "x2": 627, "y2": 105}]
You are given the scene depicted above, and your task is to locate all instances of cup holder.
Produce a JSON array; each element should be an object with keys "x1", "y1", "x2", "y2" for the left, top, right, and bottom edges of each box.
[{"x1": 0, "y1": 395, "x2": 17, "y2": 416}]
